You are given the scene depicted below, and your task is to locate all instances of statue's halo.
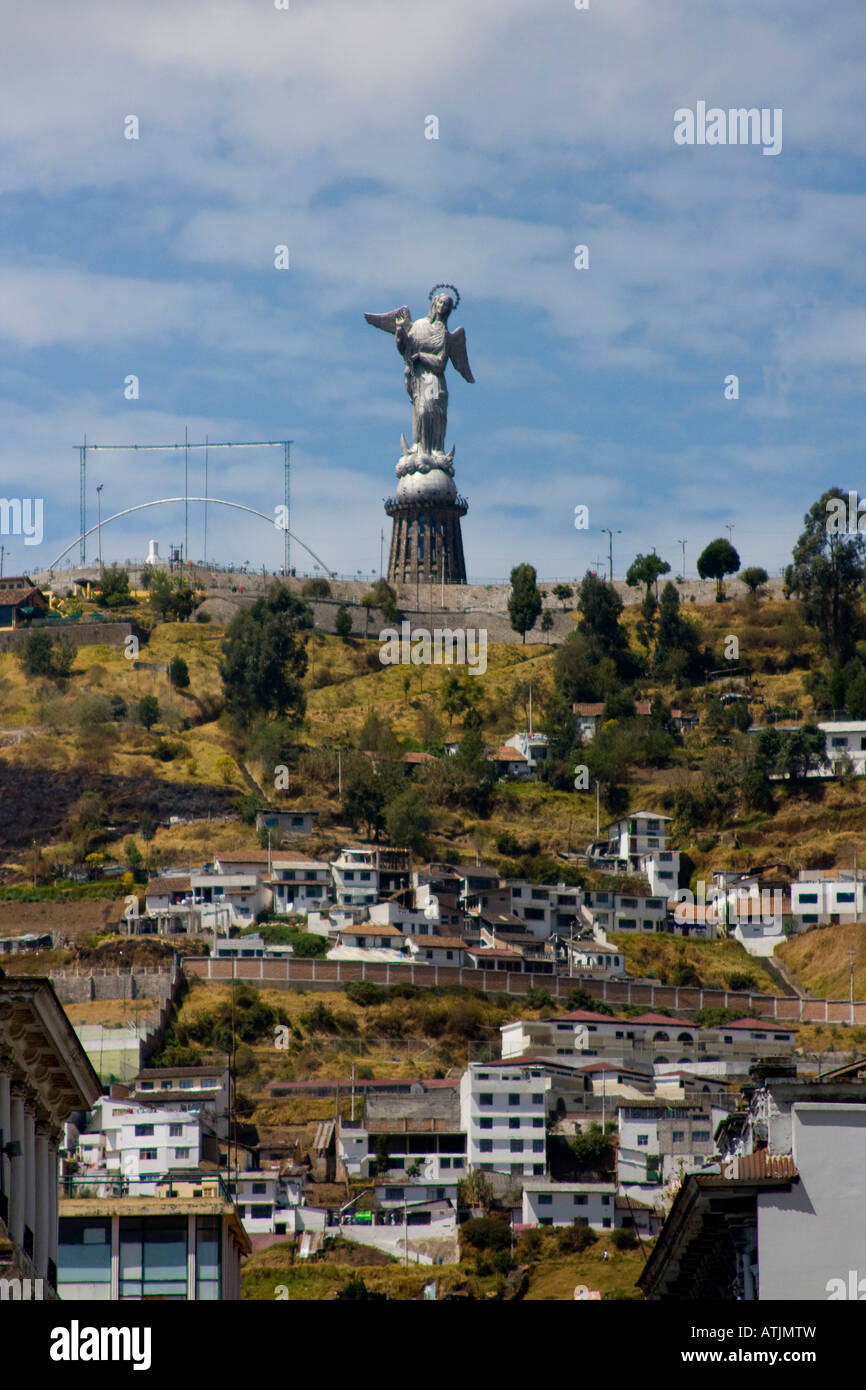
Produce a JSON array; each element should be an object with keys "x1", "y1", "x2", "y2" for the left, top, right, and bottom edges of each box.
[{"x1": 428, "y1": 283, "x2": 460, "y2": 309}]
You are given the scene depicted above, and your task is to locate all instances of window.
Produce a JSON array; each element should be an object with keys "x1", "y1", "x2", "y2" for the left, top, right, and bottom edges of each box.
[
  {"x1": 139, "y1": 1081, "x2": 153, "y2": 1091},
  {"x1": 601, "y1": 1196, "x2": 610, "y2": 1206},
  {"x1": 174, "y1": 1147, "x2": 190, "y2": 1160},
  {"x1": 508, "y1": 1118, "x2": 520, "y2": 1130},
  {"x1": 169, "y1": 1124, "x2": 183, "y2": 1138},
  {"x1": 532, "y1": 1141, "x2": 544, "y2": 1153},
  {"x1": 672, "y1": 1130, "x2": 685, "y2": 1143},
  {"x1": 479, "y1": 1140, "x2": 493, "y2": 1153},
  {"x1": 251, "y1": 1205, "x2": 271, "y2": 1219},
  {"x1": 621, "y1": 898, "x2": 637, "y2": 908},
  {"x1": 636, "y1": 1134, "x2": 649, "y2": 1147},
  {"x1": 533, "y1": 1164, "x2": 545, "y2": 1175},
  {"x1": 252, "y1": 1182, "x2": 266, "y2": 1194},
  {"x1": 479, "y1": 1117, "x2": 493, "y2": 1130},
  {"x1": 119, "y1": 1217, "x2": 188, "y2": 1301},
  {"x1": 479, "y1": 1093, "x2": 493, "y2": 1106},
  {"x1": 134, "y1": 1124, "x2": 154, "y2": 1137},
  {"x1": 532, "y1": 1118, "x2": 544, "y2": 1128},
  {"x1": 453, "y1": 1158, "x2": 464, "y2": 1169},
  {"x1": 139, "y1": 1149, "x2": 157, "y2": 1161},
  {"x1": 510, "y1": 1140, "x2": 524, "y2": 1153},
  {"x1": 539, "y1": 1217, "x2": 553, "y2": 1226},
  {"x1": 508, "y1": 1093, "x2": 520, "y2": 1106},
  {"x1": 602, "y1": 1218, "x2": 612, "y2": 1229},
  {"x1": 531, "y1": 1093, "x2": 544, "y2": 1104},
  {"x1": 573, "y1": 1195, "x2": 587, "y2": 1206},
  {"x1": 385, "y1": 1188, "x2": 403, "y2": 1201},
  {"x1": 837, "y1": 892, "x2": 855, "y2": 903},
  {"x1": 694, "y1": 1131, "x2": 710, "y2": 1142},
  {"x1": 798, "y1": 892, "x2": 818, "y2": 904},
  {"x1": 441, "y1": 1158, "x2": 451, "y2": 1169},
  {"x1": 538, "y1": 1194, "x2": 553, "y2": 1205}
]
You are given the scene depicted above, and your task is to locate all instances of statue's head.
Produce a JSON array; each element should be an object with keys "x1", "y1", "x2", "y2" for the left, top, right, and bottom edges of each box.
[{"x1": 428, "y1": 283, "x2": 460, "y2": 322}]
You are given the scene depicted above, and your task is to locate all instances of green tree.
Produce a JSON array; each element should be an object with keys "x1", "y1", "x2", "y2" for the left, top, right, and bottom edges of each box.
[
  {"x1": 625, "y1": 552, "x2": 671, "y2": 600},
  {"x1": 540, "y1": 610, "x2": 554, "y2": 637},
  {"x1": 168, "y1": 657, "x2": 190, "y2": 690},
  {"x1": 20, "y1": 631, "x2": 55, "y2": 677},
  {"x1": 369, "y1": 578, "x2": 399, "y2": 623},
  {"x1": 653, "y1": 581, "x2": 703, "y2": 679},
  {"x1": 384, "y1": 785, "x2": 435, "y2": 852},
  {"x1": 508, "y1": 563, "x2": 543, "y2": 643},
  {"x1": 741, "y1": 565, "x2": 769, "y2": 597},
  {"x1": 97, "y1": 564, "x2": 131, "y2": 608},
  {"x1": 334, "y1": 603, "x2": 353, "y2": 639},
  {"x1": 552, "y1": 583, "x2": 574, "y2": 609},
  {"x1": 149, "y1": 571, "x2": 176, "y2": 621},
  {"x1": 301, "y1": 577, "x2": 332, "y2": 597},
  {"x1": 576, "y1": 571, "x2": 630, "y2": 666},
  {"x1": 220, "y1": 585, "x2": 311, "y2": 728},
  {"x1": 697, "y1": 538, "x2": 741, "y2": 599},
  {"x1": 785, "y1": 487, "x2": 866, "y2": 662},
  {"x1": 569, "y1": 1122, "x2": 612, "y2": 1170},
  {"x1": 138, "y1": 695, "x2": 161, "y2": 730}
]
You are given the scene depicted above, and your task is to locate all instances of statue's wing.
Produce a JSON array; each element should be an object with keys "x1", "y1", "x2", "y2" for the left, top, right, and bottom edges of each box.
[
  {"x1": 364, "y1": 306, "x2": 411, "y2": 335},
  {"x1": 448, "y1": 326, "x2": 475, "y2": 383}
]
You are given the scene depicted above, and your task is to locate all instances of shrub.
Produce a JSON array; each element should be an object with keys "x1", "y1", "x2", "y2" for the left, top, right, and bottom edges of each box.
[
  {"x1": 302, "y1": 578, "x2": 332, "y2": 598},
  {"x1": 611, "y1": 1228, "x2": 639, "y2": 1251},
  {"x1": 726, "y1": 972, "x2": 755, "y2": 992},
  {"x1": 460, "y1": 1217, "x2": 512, "y2": 1252},
  {"x1": 566, "y1": 986, "x2": 614, "y2": 1016},
  {"x1": 345, "y1": 980, "x2": 388, "y2": 1007},
  {"x1": 557, "y1": 1223, "x2": 598, "y2": 1253}
]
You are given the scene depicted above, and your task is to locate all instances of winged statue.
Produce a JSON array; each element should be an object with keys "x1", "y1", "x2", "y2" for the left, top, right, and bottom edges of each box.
[{"x1": 365, "y1": 285, "x2": 474, "y2": 462}]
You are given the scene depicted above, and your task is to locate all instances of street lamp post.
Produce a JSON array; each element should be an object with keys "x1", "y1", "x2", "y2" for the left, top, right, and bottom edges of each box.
[
  {"x1": 675, "y1": 538, "x2": 687, "y2": 579},
  {"x1": 602, "y1": 528, "x2": 622, "y2": 584}
]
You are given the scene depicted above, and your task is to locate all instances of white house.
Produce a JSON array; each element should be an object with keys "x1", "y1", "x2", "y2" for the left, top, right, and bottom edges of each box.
[
  {"x1": 68, "y1": 1096, "x2": 206, "y2": 1194},
  {"x1": 565, "y1": 940, "x2": 626, "y2": 978},
  {"x1": 503, "y1": 731, "x2": 550, "y2": 775},
  {"x1": 405, "y1": 935, "x2": 467, "y2": 966},
  {"x1": 617, "y1": 1103, "x2": 721, "y2": 1193},
  {"x1": 268, "y1": 854, "x2": 331, "y2": 915},
  {"x1": 639, "y1": 849, "x2": 680, "y2": 897},
  {"x1": 790, "y1": 872, "x2": 866, "y2": 927},
  {"x1": 506, "y1": 881, "x2": 582, "y2": 937},
  {"x1": 583, "y1": 888, "x2": 668, "y2": 933},
  {"x1": 521, "y1": 1181, "x2": 616, "y2": 1230},
  {"x1": 330, "y1": 848, "x2": 380, "y2": 907},
  {"x1": 459, "y1": 1062, "x2": 550, "y2": 1177},
  {"x1": 606, "y1": 813, "x2": 673, "y2": 871},
  {"x1": 232, "y1": 1170, "x2": 304, "y2": 1235},
  {"x1": 818, "y1": 720, "x2": 866, "y2": 776}
]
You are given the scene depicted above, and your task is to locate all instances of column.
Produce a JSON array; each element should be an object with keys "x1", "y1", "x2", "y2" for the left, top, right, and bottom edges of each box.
[
  {"x1": 23, "y1": 1095, "x2": 37, "y2": 1258},
  {"x1": 0, "y1": 1061, "x2": 11, "y2": 1226},
  {"x1": 9, "y1": 1083, "x2": 26, "y2": 1245},
  {"x1": 35, "y1": 1123, "x2": 51, "y2": 1276},
  {"x1": 47, "y1": 1130, "x2": 61, "y2": 1274}
]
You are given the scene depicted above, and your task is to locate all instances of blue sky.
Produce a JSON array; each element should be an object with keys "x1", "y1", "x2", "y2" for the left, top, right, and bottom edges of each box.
[{"x1": 1, "y1": 0, "x2": 864, "y2": 582}]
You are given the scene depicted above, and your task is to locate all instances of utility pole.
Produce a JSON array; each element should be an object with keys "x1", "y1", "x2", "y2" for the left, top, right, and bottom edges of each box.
[
  {"x1": 0, "y1": 546, "x2": 5, "y2": 578},
  {"x1": 675, "y1": 538, "x2": 686, "y2": 579},
  {"x1": 351, "y1": 1062, "x2": 356, "y2": 1123},
  {"x1": 595, "y1": 781, "x2": 600, "y2": 838},
  {"x1": 725, "y1": 523, "x2": 734, "y2": 543},
  {"x1": 96, "y1": 484, "x2": 104, "y2": 570},
  {"x1": 184, "y1": 424, "x2": 189, "y2": 567},
  {"x1": 379, "y1": 527, "x2": 384, "y2": 580},
  {"x1": 850, "y1": 945, "x2": 856, "y2": 1026}
]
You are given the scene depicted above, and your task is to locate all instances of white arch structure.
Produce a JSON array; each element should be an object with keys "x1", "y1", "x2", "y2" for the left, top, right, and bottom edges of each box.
[{"x1": 47, "y1": 497, "x2": 336, "y2": 576}]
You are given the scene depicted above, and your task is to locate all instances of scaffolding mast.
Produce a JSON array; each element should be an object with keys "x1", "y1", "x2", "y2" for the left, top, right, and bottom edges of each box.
[{"x1": 72, "y1": 435, "x2": 293, "y2": 568}]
